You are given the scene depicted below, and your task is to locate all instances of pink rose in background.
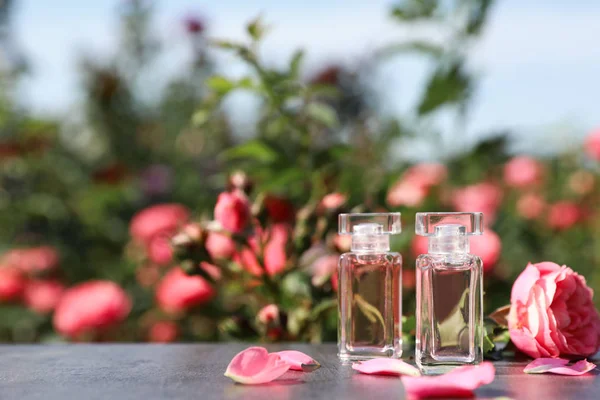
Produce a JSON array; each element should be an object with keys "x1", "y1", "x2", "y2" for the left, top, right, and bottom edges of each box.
[
  {"x1": 130, "y1": 203, "x2": 190, "y2": 244},
  {"x1": 147, "y1": 234, "x2": 174, "y2": 265},
  {"x1": 547, "y1": 201, "x2": 581, "y2": 230},
  {"x1": 257, "y1": 304, "x2": 279, "y2": 325},
  {"x1": 387, "y1": 163, "x2": 447, "y2": 207},
  {"x1": 320, "y1": 192, "x2": 347, "y2": 210},
  {"x1": 452, "y1": 182, "x2": 503, "y2": 224},
  {"x1": 517, "y1": 193, "x2": 546, "y2": 220},
  {"x1": 402, "y1": 269, "x2": 416, "y2": 289},
  {"x1": 470, "y1": 230, "x2": 502, "y2": 273},
  {"x1": 508, "y1": 262, "x2": 600, "y2": 358},
  {"x1": 311, "y1": 254, "x2": 339, "y2": 287},
  {"x1": 0, "y1": 268, "x2": 25, "y2": 301},
  {"x1": 53, "y1": 281, "x2": 131, "y2": 339},
  {"x1": 205, "y1": 232, "x2": 236, "y2": 259},
  {"x1": 156, "y1": 268, "x2": 215, "y2": 313},
  {"x1": 148, "y1": 321, "x2": 179, "y2": 343},
  {"x1": 503, "y1": 156, "x2": 544, "y2": 188},
  {"x1": 569, "y1": 170, "x2": 595, "y2": 196},
  {"x1": 214, "y1": 190, "x2": 250, "y2": 233},
  {"x1": 1, "y1": 246, "x2": 60, "y2": 275},
  {"x1": 263, "y1": 224, "x2": 289, "y2": 276},
  {"x1": 411, "y1": 235, "x2": 429, "y2": 258},
  {"x1": 23, "y1": 280, "x2": 65, "y2": 314},
  {"x1": 584, "y1": 128, "x2": 600, "y2": 161},
  {"x1": 333, "y1": 234, "x2": 352, "y2": 252}
]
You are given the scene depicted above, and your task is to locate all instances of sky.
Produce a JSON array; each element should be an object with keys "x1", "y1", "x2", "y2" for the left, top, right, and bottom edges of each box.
[{"x1": 10, "y1": 0, "x2": 600, "y2": 158}]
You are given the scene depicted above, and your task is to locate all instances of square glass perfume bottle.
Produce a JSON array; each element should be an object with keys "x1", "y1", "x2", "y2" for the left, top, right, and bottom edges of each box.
[
  {"x1": 414, "y1": 212, "x2": 484, "y2": 375},
  {"x1": 337, "y1": 213, "x2": 403, "y2": 361}
]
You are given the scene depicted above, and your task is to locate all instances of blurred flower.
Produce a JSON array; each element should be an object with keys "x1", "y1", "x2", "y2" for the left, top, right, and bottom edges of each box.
[
  {"x1": 23, "y1": 280, "x2": 65, "y2": 314},
  {"x1": 205, "y1": 232, "x2": 236, "y2": 259},
  {"x1": 1, "y1": 246, "x2": 60, "y2": 275},
  {"x1": 331, "y1": 269, "x2": 339, "y2": 292},
  {"x1": 310, "y1": 65, "x2": 342, "y2": 86},
  {"x1": 470, "y1": 230, "x2": 502, "y2": 273},
  {"x1": 402, "y1": 268, "x2": 416, "y2": 289},
  {"x1": 311, "y1": 254, "x2": 339, "y2": 287},
  {"x1": 264, "y1": 195, "x2": 295, "y2": 223},
  {"x1": 53, "y1": 281, "x2": 131, "y2": 339},
  {"x1": 319, "y1": 192, "x2": 347, "y2": 210},
  {"x1": 508, "y1": 262, "x2": 600, "y2": 358},
  {"x1": 92, "y1": 162, "x2": 128, "y2": 185},
  {"x1": 411, "y1": 235, "x2": 429, "y2": 258},
  {"x1": 547, "y1": 201, "x2": 581, "y2": 230},
  {"x1": 184, "y1": 15, "x2": 205, "y2": 35},
  {"x1": 147, "y1": 234, "x2": 174, "y2": 265},
  {"x1": 234, "y1": 245, "x2": 264, "y2": 276},
  {"x1": 130, "y1": 203, "x2": 190, "y2": 244},
  {"x1": 156, "y1": 268, "x2": 215, "y2": 313},
  {"x1": 0, "y1": 268, "x2": 25, "y2": 301},
  {"x1": 387, "y1": 163, "x2": 447, "y2": 207},
  {"x1": 333, "y1": 234, "x2": 352, "y2": 253},
  {"x1": 503, "y1": 156, "x2": 544, "y2": 188},
  {"x1": 452, "y1": 182, "x2": 503, "y2": 224},
  {"x1": 257, "y1": 304, "x2": 280, "y2": 325},
  {"x1": 214, "y1": 190, "x2": 250, "y2": 234},
  {"x1": 228, "y1": 171, "x2": 253, "y2": 194},
  {"x1": 140, "y1": 164, "x2": 172, "y2": 196},
  {"x1": 569, "y1": 170, "x2": 595, "y2": 196},
  {"x1": 148, "y1": 321, "x2": 179, "y2": 343},
  {"x1": 584, "y1": 128, "x2": 600, "y2": 161},
  {"x1": 517, "y1": 193, "x2": 546, "y2": 220},
  {"x1": 264, "y1": 224, "x2": 290, "y2": 276}
]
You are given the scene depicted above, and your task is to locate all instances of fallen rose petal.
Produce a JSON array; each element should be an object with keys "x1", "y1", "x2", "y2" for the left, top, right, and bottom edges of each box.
[
  {"x1": 524, "y1": 358, "x2": 597, "y2": 376},
  {"x1": 225, "y1": 347, "x2": 290, "y2": 385},
  {"x1": 352, "y1": 358, "x2": 420, "y2": 377},
  {"x1": 276, "y1": 350, "x2": 320, "y2": 371},
  {"x1": 401, "y1": 362, "x2": 495, "y2": 399}
]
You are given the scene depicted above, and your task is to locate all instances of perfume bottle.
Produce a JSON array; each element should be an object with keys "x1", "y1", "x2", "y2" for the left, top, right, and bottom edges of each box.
[
  {"x1": 337, "y1": 213, "x2": 403, "y2": 361},
  {"x1": 415, "y1": 212, "x2": 484, "y2": 375}
]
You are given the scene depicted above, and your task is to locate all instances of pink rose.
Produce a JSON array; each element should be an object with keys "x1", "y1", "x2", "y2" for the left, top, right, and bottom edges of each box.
[
  {"x1": 130, "y1": 203, "x2": 190, "y2": 244},
  {"x1": 470, "y1": 230, "x2": 501, "y2": 273},
  {"x1": 503, "y1": 156, "x2": 544, "y2": 188},
  {"x1": 508, "y1": 262, "x2": 600, "y2": 358},
  {"x1": 257, "y1": 304, "x2": 279, "y2": 325},
  {"x1": 584, "y1": 128, "x2": 600, "y2": 161},
  {"x1": 205, "y1": 232, "x2": 236, "y2": 259},
  {"x1": 517, "y1": 193, "x2": 546, "y2": 220},
  {"x1": 387, "y1": 163, "x2": 447, "y2": 208},
  {"x1": 147, "y1": 234, "x2": 174, "y2": 265},
  {"x1": 332, "y1": 234, "x2": 352, "y2": 252},
  {"x1": 264, "y1": 195, "x2": 295, "y2": 222},
  {"x1": 547, "y1": 201, "x2": 581, "y2": 230},
  {"x1": 411, "y1": 235, "x2": 429, "y2": 258},
  {"x1": 311, "y1": 254, "x2": 339, "y2": 287},
  {"x1": 1, "y1": 246, "x2": 60, "y2": 275},
  {"x1": 233, "y1": 224, "x2": 289, "y2": 277},
  {"x1": 156, "y1": 268, "x2": 215, "y2": 313},
  {"x1": 214, "y1": 190, "x2": 250, "y2": 233},
  {"x1": 0, "y1": 268, "x2": 25, "y2": 301},
  {"x1": 53, "y1": 281, "x2": 131, "y2": 339},
  {"x1": 148, "y1": 321, "x2": 179, "y2": 343},
  {"x1": 320, "y1": 193, "x2": 347, "y2": 210},
  {"x1": 452, "y1": 182, "x2": 503, "y2": 224},
  {"x1": 23, "y1": 280, "x2": 65, "y2": 314}
]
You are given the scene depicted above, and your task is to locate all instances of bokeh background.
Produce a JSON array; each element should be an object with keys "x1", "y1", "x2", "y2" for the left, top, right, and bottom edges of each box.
[{"x1": 0, "y1": 0, "x2": 599, "y2": 343}]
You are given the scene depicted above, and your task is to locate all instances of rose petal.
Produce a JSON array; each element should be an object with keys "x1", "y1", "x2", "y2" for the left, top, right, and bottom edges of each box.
[
  {"x1": 352, "y1": 358, "x2": 421, "y2": 377},
  {"x1": 276, "y1": 350, "x2": 319, "y2": 371},
  {"x1": 524, "y1": 358, "x2": 597, "y2": 376},
  {"x1": 225, "y1": 347, "x2": 290, "y2": 384},
  {"x1": 401, "y1": 362, "x2": 495, "y2": 399}
]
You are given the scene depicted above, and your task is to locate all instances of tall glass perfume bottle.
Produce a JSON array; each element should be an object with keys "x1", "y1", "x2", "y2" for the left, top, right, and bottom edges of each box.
[
  {"x1": 338, "y1": 213, "x2": 402, "y2": 361},
  {"x1": 414, "y1": 212, "x2": 484, "y2": 375}
]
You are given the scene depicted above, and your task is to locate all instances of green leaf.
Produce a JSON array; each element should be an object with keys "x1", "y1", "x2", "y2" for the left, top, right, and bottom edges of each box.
[
  {"x1": 289, "y1": 50, "x2": 305, "y2": 78},
  {"x1": 306, "y1": 102, "x2": 338, "y2": 128},
  {"x1": 221, "y1": 139, "x2": 279, "y2": 163},
  {"x1": 391, "y1": 0, "x2": 437, "y2": 21},
  {"x1": 247, "y1": 15, "x2": 267, "y2": 41},
  {"x1": 210, "y1": 39, "x2": 245, "y2": 51},
  {"x1": 417, "y1": 61, "x2": 471, "y2": 115},
  {"x1": 238, "y1": 77, "x2": 255, "y2": 90},
  {"x1": 402, "y1": 315, "x2": 416, "y2": 333},
  {"x1": 378, "y1": 41, "x2": 445, "y2": 60},
  {"x1": 483, "y1": 333, "x2": 495, "y2": 353},
  {"x1": 191, "y1": 109, "x2": 210, "y2": 126},
  {"x1": 206, "y1": 75, "x2": 235, "y2": 96}
]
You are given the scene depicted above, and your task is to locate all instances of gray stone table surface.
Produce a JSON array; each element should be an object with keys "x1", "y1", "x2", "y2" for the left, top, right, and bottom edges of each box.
[{"x1": 0, "y1": 343, "x2": 598, "y2": 399}]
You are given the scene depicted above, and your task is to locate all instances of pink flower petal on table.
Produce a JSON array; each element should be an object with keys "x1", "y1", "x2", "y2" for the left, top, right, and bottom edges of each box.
[
  {"x1": 524, "y1": 358, "x2": 597, "y2": 375},
  {"x1": 352, "y1": 358, "x2": 421, "y2": 377},
  {"x1": 224, "y1": 347, "x2": 290, "y2": 385},
  {"x1": 401, "y1": 362, "x2": 495, "y2": 399},
  {"x1": 276, "y1": 350, "x2": 320, "y2": 371}
]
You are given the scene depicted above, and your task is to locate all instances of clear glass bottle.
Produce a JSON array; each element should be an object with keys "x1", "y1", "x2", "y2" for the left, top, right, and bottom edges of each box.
[
  {"x1": 415, "y1": 212, "x2": 484, "y2": 375},
  {"x1": 337, "y1": 213, "x2": 403, "y2": 361}
]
